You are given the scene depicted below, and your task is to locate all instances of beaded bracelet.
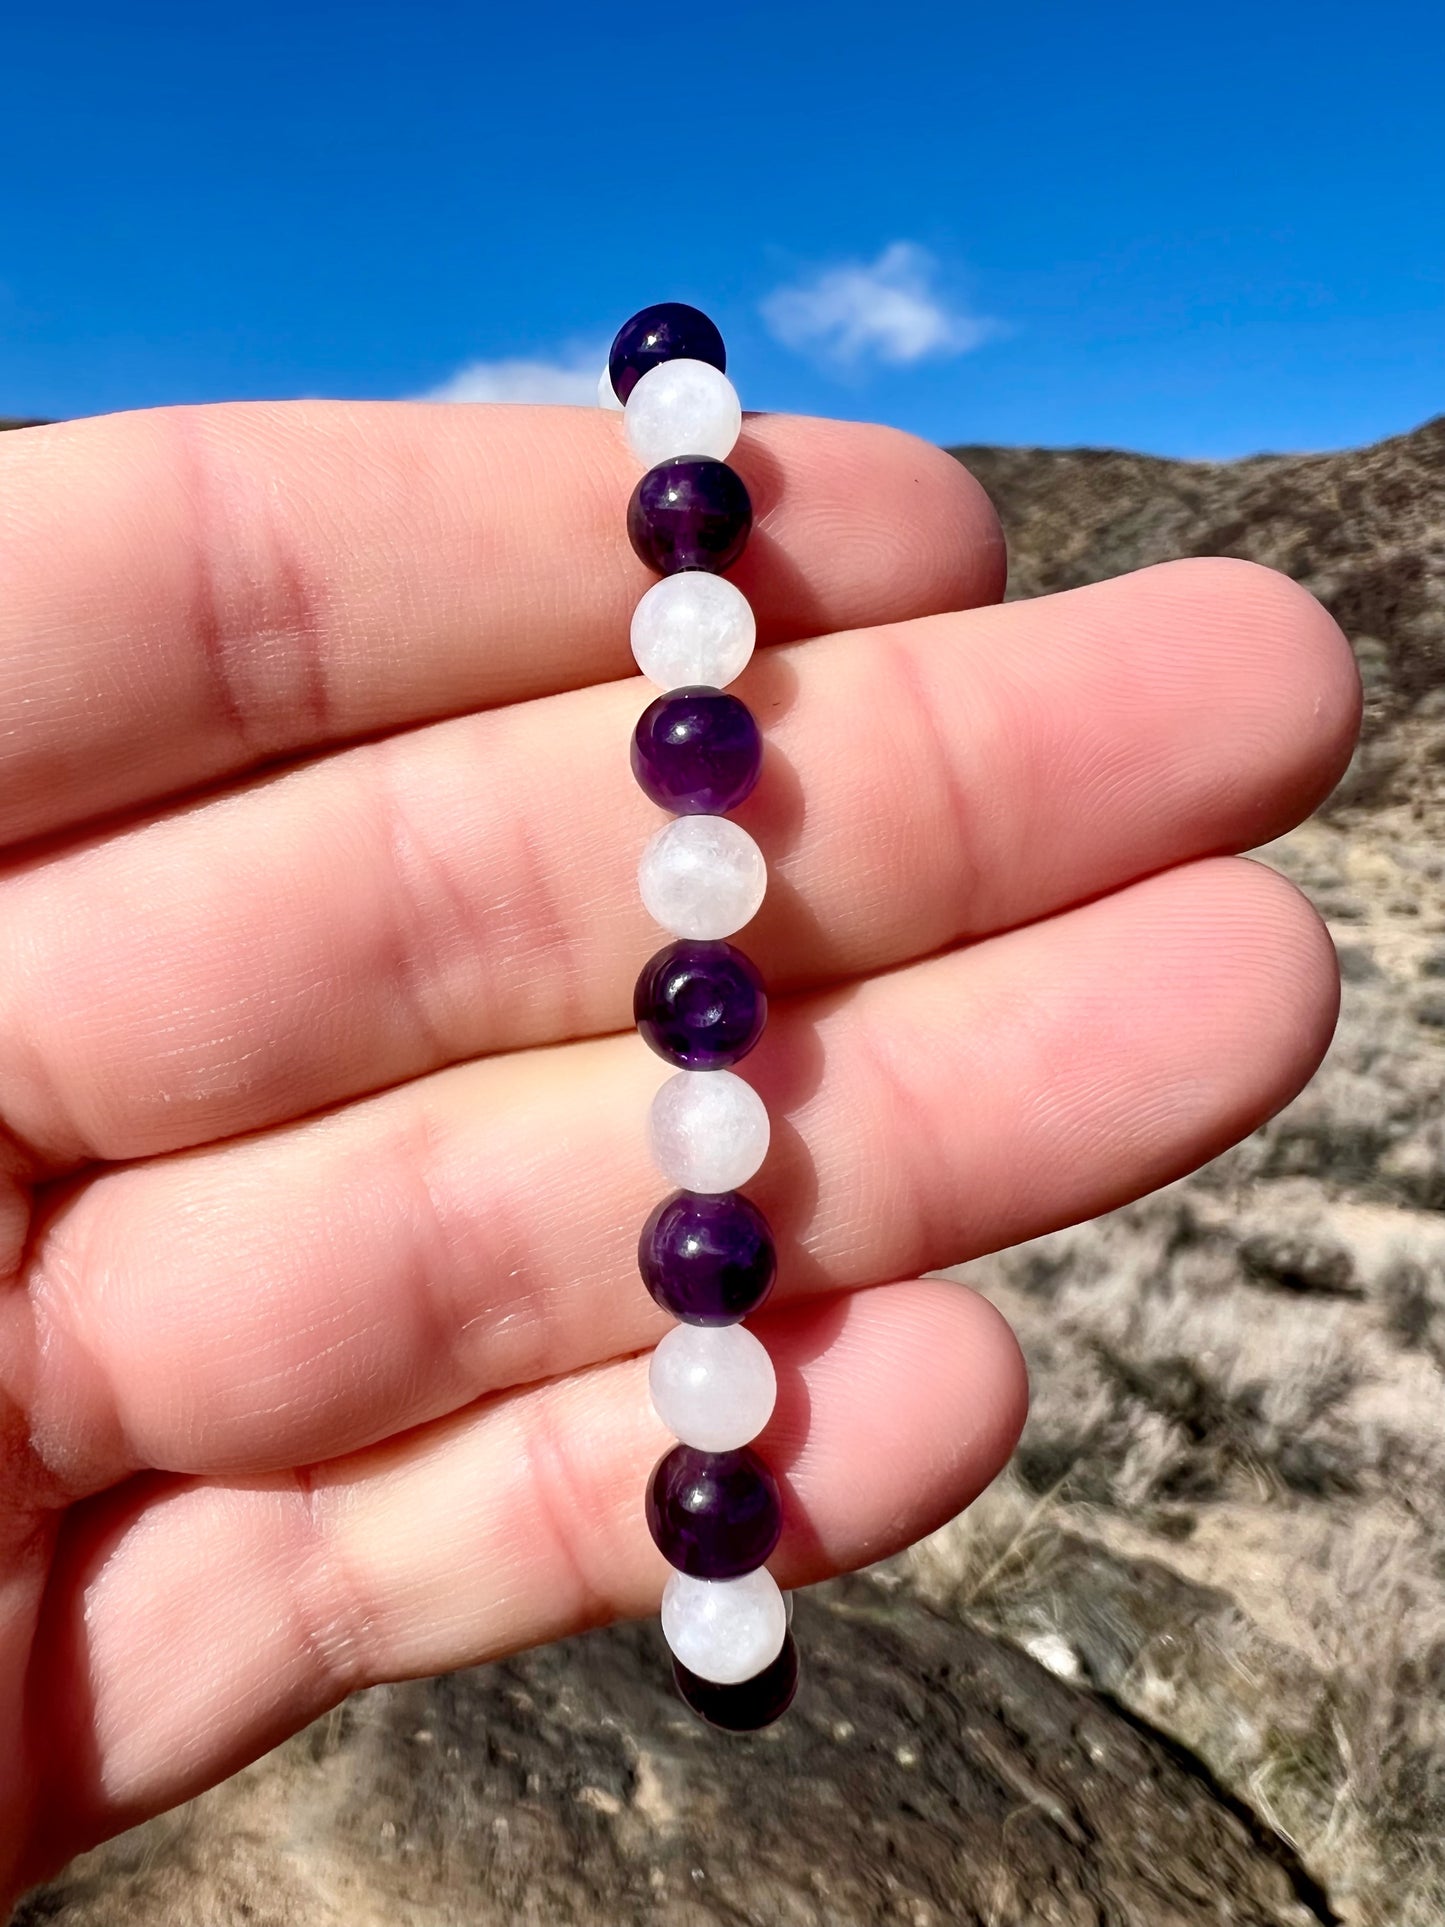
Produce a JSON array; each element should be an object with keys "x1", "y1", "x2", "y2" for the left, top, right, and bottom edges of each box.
[{"x1": 603, "y1": 303, "x2": 798, "y2": 1732}]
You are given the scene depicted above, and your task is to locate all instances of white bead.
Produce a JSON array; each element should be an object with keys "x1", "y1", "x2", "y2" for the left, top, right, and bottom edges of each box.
[
  {"x1": 650, "y1": 1322, "x2": 777, "y2": 1451},
  {"x1": 597, "y1": 366, "x2": 624, "y2": 411},
  {"x1": 630, "y1": 573, "x2": 756, "y2": 689},
  {"x1": 648, "y1": 1069, "x2": 770, "y2": 1191},
  {"x1": 638, "y1": 815, "x2": 766, "y2": 940},
  {"x1": 624, "y1": 358, "x2": 741, "y2": 466},
  {"x1": 661, "y1": 1568, "x2": 787, "y2": 1685}
]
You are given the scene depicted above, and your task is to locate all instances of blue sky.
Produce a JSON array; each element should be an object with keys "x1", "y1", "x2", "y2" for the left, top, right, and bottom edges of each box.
[{"x1": 3, "y1": 0, "x2": 1441, "y2": 456}]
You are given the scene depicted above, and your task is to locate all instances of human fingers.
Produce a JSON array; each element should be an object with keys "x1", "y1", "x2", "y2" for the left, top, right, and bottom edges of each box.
[
  {"x1": 0, "y1": 404, "x2": 1002, "y2": 849},
  {"x1": 20, "y1": 857, "x2": 1336, "y2": 1496},
  {"x1": 0, "y1": 560, "x2": 1355, "y2": 1169},
  {"x1": 21, "y1": 1279, "x2": 1025, "y2": 1876}
]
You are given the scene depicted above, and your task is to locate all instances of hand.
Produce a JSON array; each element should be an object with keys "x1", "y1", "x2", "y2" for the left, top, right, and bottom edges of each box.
[{"x1": 0, "y1": 403, "x2": 1358, "y2": 1896}]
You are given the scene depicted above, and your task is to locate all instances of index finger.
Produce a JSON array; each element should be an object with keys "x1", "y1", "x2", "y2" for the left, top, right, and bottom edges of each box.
[{"x1": 0, "y1": 403, "x2": 1004, "y2": 848}]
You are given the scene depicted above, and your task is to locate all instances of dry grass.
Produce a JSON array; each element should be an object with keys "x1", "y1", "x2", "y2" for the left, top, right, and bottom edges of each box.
[{"x1": 892, "y1": 816, "x2": 1445, "y2": 1925}]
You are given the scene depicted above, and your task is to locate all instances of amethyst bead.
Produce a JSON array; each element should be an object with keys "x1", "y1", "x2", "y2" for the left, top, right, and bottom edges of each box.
[
  {"x1": 674, "y1": 1629, "x2": 799, "y2": 1731},
  {"x1": 634, "y1": 939, "x2": 766, "y2": 1071},
  {"x1": 608, "y1": 301, "x2": 727, "y2": 405},
  {"x1": 631, "y1": 687, "x2": 762, "y2": 815},
  {"x1": 638, "y1": 1189, "x2": 777, "y2": 1325},
  {"x1": 628, "y1": 459, "x2": 752, "y2": 577},
  {"x1": 646, "y1": 1443, "x2": 783, "y2": 1579}
]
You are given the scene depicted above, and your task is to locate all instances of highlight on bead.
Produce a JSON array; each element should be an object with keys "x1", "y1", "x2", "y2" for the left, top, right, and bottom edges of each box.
[
  {"x1": 637, "y1": 1189, "x2": 777, "y2": 1326},
  {"x1": 630, "y1": 573, "x2": 756, "y2": 690},
  {"x1": 627, "y1": 456, "x2": 753, "y2": 577},
  {"x1": 609, "y1": 301, "x2": 796, "y2": 1728}
]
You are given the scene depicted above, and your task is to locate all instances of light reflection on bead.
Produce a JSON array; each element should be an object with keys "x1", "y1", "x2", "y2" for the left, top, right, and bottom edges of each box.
[
  {"x1": 630, "y1": 573, "x2": 756, "y2": 690},
  {"x1": 638, "y1": 815, "x2": 766, "y2": 940},
  {"x1": 631, "y1": 687, "x2": 762, "y2": 816},
  {"x1": 625, "y1": 358, "x2": 741, "y2": 467},
  {"x1": 646, "y1": 1442, "x2": 783, "y2": 1579},
  {"x1": 628, "y1": 458, "x2": 752, "y2": 577},
  {"x1": 661, "y1": 1567, "x2": 787, "y2": 1685},
  {"x1": 609, "y1": 301, "x2": 727, "y2": 405},
  {"x1": 634, "y1": 939, "x2": 766, "y2": 1071},
  {"x1": 637, "y1": 1189, "x2": 777, "y2": 1326},
  {"x1": 650, "y1": 1321, "x2": 777, "y2": 1451},
  {"x1": 648, "y1": 1069, "x2": 770, "y2": 1192}
]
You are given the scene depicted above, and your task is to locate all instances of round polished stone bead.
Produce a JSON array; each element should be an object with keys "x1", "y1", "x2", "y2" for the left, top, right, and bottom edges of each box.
[
  {"x1": 646, "y1": 1443, "x2": 783, "y2": 1579},
  {"x1": 634, "y1": 939, "x2": 766, "y2": 1070},
  {"x1": 638, "y1": 1189, "x2": 777, "y2": 1325},
  {"x1": 631, "y1": 687, "x2": 762, "y2": 816},
  {"x1": 638, "y1": 815, "x2": 766, "y2": 940},
  {"x1": 650, "y1": 1321, "x2": 777, "y2": 1451},
  {"x1": 596, "y1": 365, "x2": 625, "y2": 412},
  {"x1": 608, "y1": 301, "x2": 726, "y2": 405},
  {"x1": 648, "y1": 1069, "x2": 770, "y2": 1192},
  {"x1": 625, "y1": 358, "x2": 741, "y2": 467},
  {"x1": 628, "y1": 459, "x2": 752, "y2": 577},
  {"x1": 661, "y1": 1567, "x2": 787, "y2": 1685},
  {"x1": 630, "y1": 573, "x2": 756, "y2": 690},
  {"x1": 674, "y1": 1629, "x2": 799, "y2": 1731}
]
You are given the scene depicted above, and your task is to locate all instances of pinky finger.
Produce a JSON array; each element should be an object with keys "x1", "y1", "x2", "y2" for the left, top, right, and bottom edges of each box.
[{"x1": 28, "y1": 1279, "x2": 1026, "y2": 1875}]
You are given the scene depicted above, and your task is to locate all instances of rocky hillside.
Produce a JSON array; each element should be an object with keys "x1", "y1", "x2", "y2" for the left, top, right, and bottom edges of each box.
[
  {"x1": 926, "y1": 416, "x2": 1445, "y2": 1927},
  {"x1": 958, "y1": 420, "x2": 1445, "y2": 823},
  {"x1": 12, "y1": 414, "x2": 1445, "y2": 1926}
]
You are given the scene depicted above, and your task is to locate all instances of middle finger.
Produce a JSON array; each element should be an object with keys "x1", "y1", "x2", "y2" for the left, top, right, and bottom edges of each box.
[{"x1": 0, "y1": 556, "x2": 1354, "y2": 1167}]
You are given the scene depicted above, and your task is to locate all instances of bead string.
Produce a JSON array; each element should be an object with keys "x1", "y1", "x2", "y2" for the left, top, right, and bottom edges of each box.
[{"x1": 603, "y1": 303, "x2": 798, "y2": 1731}]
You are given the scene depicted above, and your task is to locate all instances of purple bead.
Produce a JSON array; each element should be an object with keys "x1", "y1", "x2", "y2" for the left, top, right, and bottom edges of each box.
[
  {"x1": 674, "y1": 1630, "x2": 799, "y2": 1731},
  {"x1": 634, "y1": 940, "x2": 766, "y2": 1071},
  {"x1": 638, "y1": 1189, "x2": 777, "y2": 1325},
  {"x1": 608, "y1": 302, "x2": 726, "y2": 405},
  {"x1": 646, "y1": 1444, "x2": 783, "y2": 1579},
  {"x1": 628, "y1": 459, "x2": 752, "y2": 577},
  {"x1": 631, "y1": 687, "x2": 762, "y2": 816}
]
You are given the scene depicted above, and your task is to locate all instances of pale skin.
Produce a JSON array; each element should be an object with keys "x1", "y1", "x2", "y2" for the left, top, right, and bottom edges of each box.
[{"x1": 0, "y1": 401, "x2": 1360, "y2": 1899}]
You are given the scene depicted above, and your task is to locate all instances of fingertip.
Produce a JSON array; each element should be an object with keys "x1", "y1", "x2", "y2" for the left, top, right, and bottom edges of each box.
[
  {"x1": 1121, "y1": 557, "x2": 1364, "y2": 825},
  {"x1": 730, "y1": 416, "x2": 1008, "y2": 641},
  {"x1": 758, "y1": 1277, "x2": 1029, "y2": 1581},
  {"x1": 1226, "y1": 852, "x2": 1343, "y2": 1096}
]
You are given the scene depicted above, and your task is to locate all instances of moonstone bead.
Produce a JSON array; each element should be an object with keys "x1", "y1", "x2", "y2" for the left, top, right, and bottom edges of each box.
[
  {"x1": 674, "y1": 1629, "x2": 799, "y2": 1730},
  {"x1": 661, "y1": 1567, "x2": 787, "y2": 1685},
  {"x1": 646, "y1": 1442, "x2": 783, "y2": 1578},
  {"x1": 625, "y1": 358, "x2": 742, "y2": 467},
  {"x1": 630, "y1": 574, "x2": 756, "y2": 690},
  {"x1": 628, "y1": 459, "x2": 752, "y2": 576},
  {"x1": 608, "y1": 301, "x2": 727, "y2": 404},
  {"x1": 597, "y1": 365, "x2": 625, "y2": 412},
  {"x1": 638, "y1": 815, "x2": 766, "y2": 940},
  {"x1": 648, "y1": 1070, "x2": 770, "y2": 1192},
  {"x1": 634, "y1": 939, "x2": 766, "y2": 1070},
  {"x1": 638, "y1": 1189, "x2": 777, "y2": 1325},
  {"x1": 650, "y1": 1322, "x2": 777, "y2": 1451},
  {"x1": 631, "y1": 687, "x2": 762, "y2": 815}
]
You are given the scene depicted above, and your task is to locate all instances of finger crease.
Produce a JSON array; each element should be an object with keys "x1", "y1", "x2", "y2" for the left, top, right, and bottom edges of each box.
[
  {"x1": 880, "y1": 626, "x2": 986, "y2": 933},
  {"x1": 513, "y1": 1390, "x2": 614, "y2": 1634},
  {"x1": 172, "y1": 412, "x2": 333, "y2": 759},
  {"x1": 287, "y1": 1462, "x2": 377, "y2": 1698}
]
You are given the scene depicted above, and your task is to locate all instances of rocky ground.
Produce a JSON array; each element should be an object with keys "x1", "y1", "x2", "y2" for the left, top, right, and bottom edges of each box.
[
  {"x1": 926, "y1": 420, "x2": 1445, "y2": 1924},
  {"x1": 15, "y1": 416, "x2": 1445, "y2": 1925}
]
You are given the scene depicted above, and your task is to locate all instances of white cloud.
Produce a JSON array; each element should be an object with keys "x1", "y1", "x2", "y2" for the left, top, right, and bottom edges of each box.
[
  {"x1": 418, "y1": 351, "x2": 605, "y2": 405},
  {"x1": 761, "y1": 243, "x2": 991, "y2": 369}
]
